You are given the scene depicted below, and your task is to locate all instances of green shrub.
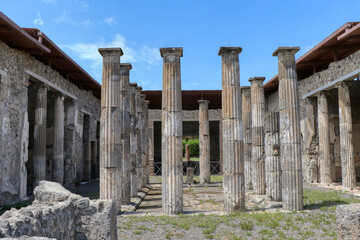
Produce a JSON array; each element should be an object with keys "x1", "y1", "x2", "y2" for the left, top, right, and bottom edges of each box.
[{"x1": 182, "y1": 138, "x2": 199, "y2": 157}]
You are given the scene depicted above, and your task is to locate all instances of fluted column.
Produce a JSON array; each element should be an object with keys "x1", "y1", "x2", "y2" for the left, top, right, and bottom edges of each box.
[
  {"x1": 98, "y1": 48, "x2": 123, "y2": 212},
  {"x1": 317, "y1": 92, "x2": 332, "y2": 185},
  {"x1": 53, "y1": 93, "x2": 65, "y2": 184},
  {"x1": 140, "y1": 94, "x2": 148, "y2": 187},
  {"x1": 33, "y1": 84, "x2": 48, "y2": 187},
  {"x1": 336, "y1": 82, "x2": 356, "y2": 189},
  {"x1": 218, "y1": 47, "x2": 245, "y2": 213},
  {"x1": 129, "y1": 83, "x2": 138, "y2": 197},
  {"x1": 120, "y1": 63, "x2": 132, "y2": 204},
  {"x1": 249, "y1": 77, "x2": 265, "y2": 195},
  {"x1": 241, "y1": 87, "x2": 252, "y2": 190},
  {"x1": 199, "y1": 100, "x2": 210, "y2": 184},
  {"x1": 160, "y1": 47, "x2": 183, "y2": 215},
  {"x1": 135, "y1": 86, "x2": 143, "y2": 191},
  {"x1": 144, "y1": 100, "x2": 150, "y2": 184},
  {"x1": 265, "y1": 111, "x2": 281, "y2": 201},
  {"x1": 273, "y1": 47, "x2": 303, "y2": 211}
]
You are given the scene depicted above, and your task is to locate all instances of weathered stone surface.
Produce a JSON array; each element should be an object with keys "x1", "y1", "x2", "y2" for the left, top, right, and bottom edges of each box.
[
  {"x1": 136, "y1": 87, "x2": 143, "y2": 191},
  {"x1": 98, "y1": 48, "x2": 123, "y2": 212},
  {"x1": 0, "y1": 181, "x2": 117, "y2": 240},
  {"x1": 160, "y1": 47, "x2": 183, "y2": 215},
  {"x1": 219, "y1": 47, "x2": 245, "y2": 213},
  {"x1": 144, "y1": 100, "x2": 150, "y2": 184},
  {"x1": 199, "y1": 100, "x2": 210, "y2": 184},
  {"x1": 1, "y1": 237, "x2": 56, "y2": 240},
  {"x1": 120, "y1": 63, "x2": 132, "y2": 204},
  {"x1": 265, "y1": 111, "x2": 281, "y2": 201},
  {"x1": 336, "y1": 203, "x2": 360, "y2": 240},
  {"x1": 129, "y1": 83, "x2": 138, "y2": 197},
  {"x1": 241, "y1": 87, "x2": 252, "y2": 190},
  {"x1": 273, "y1": 47, "x2": 303, "y2": 211},
  {"x1": 148, "y1": 120, "x2": 155, "y2": 175},
  {"x1": 250, "y1": 77, "x2": 265, "y2": 195},
  {"x1": 186, "y1": 167, "x2": 194, "y2": 185},
  {"x1": 336, "y1": 82, "x2": 356, "y2": 189}
]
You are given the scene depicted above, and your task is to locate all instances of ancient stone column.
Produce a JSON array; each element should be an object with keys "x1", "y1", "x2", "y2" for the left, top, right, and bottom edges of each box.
[
  {"x1": 98, "y1": 48, "x2": 123, "y2": 212},
  {"x1": 148, "y1": 120, "x2": 155, "y2": 176},
  {"x1": 273, "y1": 47, "x2": 303, "y2": 211},
  {"x1": 120, "y1": 63, "x2": 132, "y2": 204},
  {"x1": 265, "y1": 111, "x2": 281, "y2": 201},
  {"x1": 140, "y1": 94, "x2": 148, "y2": 187},
  {"x1": 185, "y1": 144, "x2": 190, "y2": 162},
  {"x1": 129, "y1": 83, "x2": 138, "y2": 197},
  {"x1": 218, "y1": 47, "x2": 245, "y2": 213},
  {"x1": 135, "y1": 87, "x2": 143, "y2": 191},
  {"x1": 144, "y1": 100, "x2": 150, "y2": 184},
  {"x1": 241, "y1": 86, "x2": 252, "y2": 190},
  {"x1": 198, "y1": 100, "x2": 211, "y2": 184},
  {"x1": 33, "y1": 84, "x2": 48, "y2": 187},
  {"x1": 160, "y1": 47, "x2": 183, "y2": 215},
  {"x1": 249, "y1": 77, "x2": 265, "y2": 195},
  {"x1": 64, "y1": 99, "x2": 77, "y2": 187},
  {"x1": 336, "y1": 82, "x2": 356, "y2": 189},
  {"x1": 317, "y1": 92, "x2": 332, "y2": 185},
  {"x1": 53, "y1": 93, "x2": 65, "y2": 184}
]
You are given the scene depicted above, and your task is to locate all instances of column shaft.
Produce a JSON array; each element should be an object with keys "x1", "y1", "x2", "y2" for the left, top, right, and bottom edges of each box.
[
  {"x1": 241, "y1": 87, "x2": 252, "y2": 190},
  {"x1": 144, "y1": 100, "x2": 150, "y2": 184},
  {"x1": 120, "y1": 63, "x2": 132, "y2": 204},
  {"x1": 273, "y1": 47, "x2": 303, "y2": 211},
  {"x1": 265, "y1": 111, "x2": 281, "y2": 201},
  {"x1": 53, "y1": 93, "x2": 65, "y2": 184},
  {"x1": 337, "y1": 82, "x2": 356, "y2": 189},
  {"x1": 317, "y1": 92, "x2": 332, "y2": 185},
  {"x1": 160, "y1": 47, "x2": 183, "y2": 215},
  {"x1": 219, "y1": 47, "x2": 245, "y2": 213},
  {"x1": 199, "y1": 100, "x2": 210, "y2": 184},
  {"x1": 98, "y1": 48, "x2": 123, "y2": 212},
  {"x1": 33, "y1": 84, "x2": 48, "y2": 187},
  {"x1": 129, "y1": 83, "x2": 138, "y2": 197},
  {"x1": 140, "y1": 94, "x2": 148, "y2": 187},
  {"x1": 148, "y1": 121, "x2": 155, "y2": 176},
  {"x1": 249, "y1": 77, "x2": 265, "y2": 194},
  {"x1": 136, "y1": 87, "x2": 143, "y2": 191}
]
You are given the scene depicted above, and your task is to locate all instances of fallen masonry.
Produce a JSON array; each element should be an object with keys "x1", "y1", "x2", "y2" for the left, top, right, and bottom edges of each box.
[{"x1": 0, "y1": 181, "x2": 117, "y2": 240}]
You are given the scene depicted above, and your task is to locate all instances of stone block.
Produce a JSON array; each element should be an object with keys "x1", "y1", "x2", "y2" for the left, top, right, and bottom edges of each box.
[{"x1": 336, "y1": 204, "x2": 360, "y2": 240}]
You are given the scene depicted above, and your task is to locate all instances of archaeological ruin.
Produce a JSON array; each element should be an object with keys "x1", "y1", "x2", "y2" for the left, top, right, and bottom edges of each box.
[{"x1": 2, "y1": 9, "x2": 360, "y2": 239}]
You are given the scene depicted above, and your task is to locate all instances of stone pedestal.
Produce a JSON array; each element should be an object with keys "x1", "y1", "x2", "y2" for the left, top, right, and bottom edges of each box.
[
  {"x1": 241, "y1": 87, "x2": 252, "y2": 190},
  {"x1": 120, "y1": 63, "x2": 132, "y2": 204},
  {"x1": 249, "y1": 77, "x2": 265, "y2": 195},
  {"x1": 265, "y1": 111, "x2": 281, "y2": 201},
  {"x1": 219, "y1": 47, "x2": 245, "y2": 213},
  {"x1": 336, "y1": 82, "x2": 356, "y2": 189},
  {"x1": 160, "y1": 47, "x2": 183, "y2": 215},
  {"x1": 129, "y1": 83, "x2": 138, "y2": 197},
  {"x1": 33, "y1": 84, "x2": 48, "y2": 187},
  {"x1": 98, "y1": 48, "x2": 123, "y2": 212},
  {"x1": 317, "y1": 92, "x2": 332, "y2": 185},
  {"x1": 53, "y1": 93, "x2": 65, "y2": 185},
  {"x1": 199, "y1": 100, "x2": 210, "y2": 184},
  {"x1": 273, "y1": 47, "x2": 303, "y2": 211}
]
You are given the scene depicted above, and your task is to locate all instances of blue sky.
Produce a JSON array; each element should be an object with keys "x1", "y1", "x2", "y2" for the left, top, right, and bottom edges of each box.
[{"x1": 2, "y1": 0, "x2": 360, "y2": 90}]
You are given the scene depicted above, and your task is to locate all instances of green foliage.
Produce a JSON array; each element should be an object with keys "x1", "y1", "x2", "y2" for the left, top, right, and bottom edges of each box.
[{"x1": 182, "y1": 138, "x2": 199, "y2": 157}]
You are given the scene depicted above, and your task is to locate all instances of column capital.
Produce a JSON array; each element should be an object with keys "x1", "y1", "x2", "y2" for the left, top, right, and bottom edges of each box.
[
  {"x1": 55, "y1": 92, "x2": 65, "y2": 101},
  {"x1": 335, "y1": 81, "x2": 352, "y2": 89},
  {"x1": 249, "y1": 77, "x2": 265, "y2": 83},
  {"x1": 160, "y1": 47, "x2": 183, "y2": 58},
  {"x1": 129, "y1": 82, "x2": 137, "y2": 87},
  {"x1": 198, "y1": 99, "x2": 209, "y2": 105},
  {"x1": 218, "y1": 47, "x2": 242, "y2": 56},
  {"x1": 145, "y1": 100, "x2": 150, "y2": 105},
  {"x1": 98, "y1": 48, "x2": 123, "y2": 63},
  {"x1": 120, "y1": 63, "x2": 132, "y2": 71},
  {"x1": 272, "y1": 47, "x2": 300, "y2": 57},
  {"x1": 140, "y1": 94, "x2": 146, "y2": 100},
  {"x1": 315, "y1": 91, "x2": 330, "y2": 97},
  {"x1": 136, "y1": 86, "x2": 143, "y2": 91},
  {"x1": 33, "y1": 82, "x2": 50, "y2": 91}
]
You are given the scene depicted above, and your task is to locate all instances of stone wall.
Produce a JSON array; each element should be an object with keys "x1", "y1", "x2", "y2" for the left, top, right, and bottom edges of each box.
[
  {"x1": 0, "y1": 181, "x2": 117, "y2": 240},
  {"x1": 0, "y1": 40, "x2": 100, "y2": 206}
]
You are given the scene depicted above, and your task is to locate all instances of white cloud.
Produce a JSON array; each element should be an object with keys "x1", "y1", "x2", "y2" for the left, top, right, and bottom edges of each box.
[
  {"x1": 33, "y1": 12, "x2": 44, "y2": 26},
  {"x1": 62, "y1": 34, "x2": 161, "y2": 79},
  {"x1": 104, "y1": 17, "x2": 117, "y2": 27},
  {"x1": 54, "y1": 10, "x2": 92, "y2": 28}
]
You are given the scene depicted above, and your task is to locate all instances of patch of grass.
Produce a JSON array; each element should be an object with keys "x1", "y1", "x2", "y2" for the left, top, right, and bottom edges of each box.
[
  {"x1": 239, "y1": 220, "x2": 253, "y2": 231},
  {"x1": 133, "y1": 230, "x2": 142, "y2": 235},
  {"x1": 259, "y1": 229, "x2": 274, "y2": 238},
  {"x1": 136, "y1": 225, "x2": 153, "y2": 232}
]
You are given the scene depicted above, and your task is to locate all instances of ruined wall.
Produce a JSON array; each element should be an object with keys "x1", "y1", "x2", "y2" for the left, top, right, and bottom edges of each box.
[{"x1": 0, "y1": 40, "x2": 100, "y2": 206}]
